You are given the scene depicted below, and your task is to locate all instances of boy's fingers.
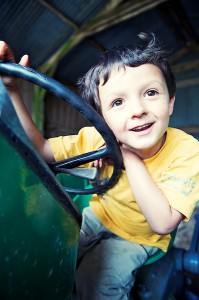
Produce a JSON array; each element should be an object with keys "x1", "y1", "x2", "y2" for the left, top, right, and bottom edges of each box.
[
  {"x1": 0, "y1": 41, "x2": 15, "y2": 62},
  {"x1": 0, "y1": 41, "x2": 29, "y2": 67},
  {"x1": 19, "y1": 54, "x2": 29, "y2": 67},
  {"x1": 93, "y1": 158, "x2": 113, "y2": 168},
  {"x1": 93, "y1": 159, "x2": 103, "y2": 168},
  {"x1": 93, "y1": 160, "x2": 98, "y2": 167}
]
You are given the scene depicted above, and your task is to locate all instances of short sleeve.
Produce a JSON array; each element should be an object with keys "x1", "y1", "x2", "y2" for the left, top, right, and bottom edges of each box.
[{"x1": 48, "y1": 126, "x2": 104, "y2": 166}]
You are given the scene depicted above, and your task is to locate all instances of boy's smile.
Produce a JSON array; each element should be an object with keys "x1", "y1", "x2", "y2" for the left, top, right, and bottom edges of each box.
[{"x1": 98, "y1": 64, "x2": 175, "y2": 159}]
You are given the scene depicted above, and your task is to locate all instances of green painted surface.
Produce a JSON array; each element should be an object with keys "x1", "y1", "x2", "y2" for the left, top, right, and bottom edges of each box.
[{"x1": 0, "y1": 137, "x2": 79, "y2": 300}]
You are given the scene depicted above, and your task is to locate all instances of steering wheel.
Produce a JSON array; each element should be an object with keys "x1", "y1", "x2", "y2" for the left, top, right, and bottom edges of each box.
[{"x1": 0, "y1": 62, "x2": 123, "y2": 195}]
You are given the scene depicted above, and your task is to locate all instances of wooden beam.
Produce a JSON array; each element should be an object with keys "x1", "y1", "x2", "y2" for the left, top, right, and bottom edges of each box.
[
  {"x1": 82, "y1": 0, "x2": 168, "y2": 35},
  {"x1": 176, "y1": 78, "x2": 199, "y2": 89},
  {"x1": 39, "y1": 0, "x2": 168, "y2": 74},
  {"x1": 169, "y1": 46, "x2": 199, "y2": 64},
  {"x1": 178, "y1": 126, "x2": 199, "y2": 134},
  {"x1": 172, "y1": 59, "x2": 199, "y2": 74},
  {"x1": 37, "y1": 0, "x2": 109, "y2": 71},
  {"x1": 156, "y1": 0, "x2": 199, "y2": 47},
  {"x1": 38, "y1": 0, "x2": 78, "y2": 30}
]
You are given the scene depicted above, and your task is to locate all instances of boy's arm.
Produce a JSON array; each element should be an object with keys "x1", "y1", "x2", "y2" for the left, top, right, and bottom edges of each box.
[
  {"x1": 121, "y1": 146, "x2": 183, "y2": 235},
  {"x1": 0, "y1": 41, "x2": 54, "y2": 162}
]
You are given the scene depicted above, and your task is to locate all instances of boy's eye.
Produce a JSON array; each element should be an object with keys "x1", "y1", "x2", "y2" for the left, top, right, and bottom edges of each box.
[
  {"x1": 112, "y1": 99, "x2": 123, "y2": 107},
  {"x1": 145, "y1": 89, "x2": 158, "y2": 97}
]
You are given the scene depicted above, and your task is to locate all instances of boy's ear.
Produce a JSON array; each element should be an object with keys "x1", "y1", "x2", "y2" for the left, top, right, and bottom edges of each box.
[{"x1": 169, "y1": 96, "x2": 175, "y2": 116}]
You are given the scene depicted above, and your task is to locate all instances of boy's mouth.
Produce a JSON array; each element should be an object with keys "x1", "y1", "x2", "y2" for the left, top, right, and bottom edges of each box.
[{"x1": 131, "y1": 123, "x2": 154, "y2": 132}]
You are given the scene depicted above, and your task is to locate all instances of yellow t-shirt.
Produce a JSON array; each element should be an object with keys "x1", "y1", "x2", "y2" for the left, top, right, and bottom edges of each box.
[{"x1": 49, "y1": 127, "x2": 199, "y2": 252}]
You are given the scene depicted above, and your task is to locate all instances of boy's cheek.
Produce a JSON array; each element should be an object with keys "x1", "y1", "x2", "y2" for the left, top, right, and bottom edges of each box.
[{"x1": 152, "y1": 105, "x2": 171, "y2": 119}]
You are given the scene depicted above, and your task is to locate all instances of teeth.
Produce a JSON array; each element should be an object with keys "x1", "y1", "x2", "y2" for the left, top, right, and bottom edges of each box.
[{"x1": 132, "y1": 123, "x2": 152, "y2": 132}]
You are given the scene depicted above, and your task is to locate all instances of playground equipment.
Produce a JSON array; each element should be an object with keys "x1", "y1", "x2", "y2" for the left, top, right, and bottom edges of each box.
[{"x1": 0, "y1": 63, "x2": 198, "y2": 300}]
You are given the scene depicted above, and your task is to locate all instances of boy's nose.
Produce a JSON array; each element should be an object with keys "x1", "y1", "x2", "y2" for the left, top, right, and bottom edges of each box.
[{"x1": 130, "y1": 99, "x2": 146, "y2": 118}]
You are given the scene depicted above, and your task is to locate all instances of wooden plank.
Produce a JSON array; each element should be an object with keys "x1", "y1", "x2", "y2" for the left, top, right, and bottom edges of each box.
[{"x1": 176, "y1": 78, "x2": 199, "y2": 88}]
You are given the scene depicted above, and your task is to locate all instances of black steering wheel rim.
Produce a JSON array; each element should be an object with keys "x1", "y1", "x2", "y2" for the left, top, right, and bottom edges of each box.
[{"x1": 0, "y1": 62, "x2": 123, "y2": 195}]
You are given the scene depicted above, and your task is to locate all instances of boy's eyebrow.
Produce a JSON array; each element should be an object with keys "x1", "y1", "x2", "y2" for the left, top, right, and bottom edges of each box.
[
  {"x1": 99, "y1": 76, "x2": 168, "y2": 102},
  {"x1": 99, "y1": 89, "x2": 125, "y2": 101},
  {"x1": 146, "y1": 80, "x2": 165, "y2": 86},
  {"x1": 142, "y1": 80, "x2": 167, "y2": 91},
  {"x1": 103, "y1": 80, "x2": 167, "y2": 97}
]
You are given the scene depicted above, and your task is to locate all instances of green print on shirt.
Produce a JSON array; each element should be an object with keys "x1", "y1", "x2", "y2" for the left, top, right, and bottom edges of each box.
[{"x1": 161, "y1": 174, "x2": 196, "y2": 196}]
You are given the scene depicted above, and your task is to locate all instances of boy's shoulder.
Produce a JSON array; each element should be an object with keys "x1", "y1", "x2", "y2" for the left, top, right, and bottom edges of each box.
[
  {"x1": 146, "y1": 128, "x2": 199, "y2": 171},
  {"x1": 80, "y1": 126, "x2": 103, "y2": 139},
  {"x1": 167, "y1": 127, "x2": 198, "y2": 142},
  {"x1": 79, "y1": 126, "x2": 105, "y2": 146},
  {"x1": 166, "y1": 127, "x2": 199, "y2": 152}
]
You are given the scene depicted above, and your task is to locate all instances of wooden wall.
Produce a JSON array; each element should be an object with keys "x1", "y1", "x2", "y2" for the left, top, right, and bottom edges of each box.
[{"x1": 44, "y1": 91, "x2": 91, "y2": 138}]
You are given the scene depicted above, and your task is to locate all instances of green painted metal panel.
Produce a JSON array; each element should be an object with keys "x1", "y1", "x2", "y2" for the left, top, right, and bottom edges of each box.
[
  {"x1": 0, "y1": 135, "x2": 79, "y2": 300},
  {"x1": 0, "y1": 80, "x2": 81, "y2": 299}
]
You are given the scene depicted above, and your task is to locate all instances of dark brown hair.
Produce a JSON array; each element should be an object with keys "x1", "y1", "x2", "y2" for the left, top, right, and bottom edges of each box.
[{"x1": 78, "y1": 32, "x2": 176, "y2": 114}]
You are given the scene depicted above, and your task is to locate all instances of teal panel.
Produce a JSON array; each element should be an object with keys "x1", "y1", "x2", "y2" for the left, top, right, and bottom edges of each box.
[
  {"x1": 0, "y1": 136, "x2": 79, "y2": 300},
  {"x1": 56, "y1": 174, "x2": 92, "y2": 212}
]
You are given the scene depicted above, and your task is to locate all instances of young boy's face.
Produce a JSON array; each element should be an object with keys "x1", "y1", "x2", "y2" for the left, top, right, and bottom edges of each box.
[{"x1": 98, "y1": 64, "x2": 175, "y2": 159}]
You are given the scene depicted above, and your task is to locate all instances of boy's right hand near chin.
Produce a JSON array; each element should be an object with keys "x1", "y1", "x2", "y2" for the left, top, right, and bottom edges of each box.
[{"x1": 0, "y1": 41, "x2": 29, "y2": 88}]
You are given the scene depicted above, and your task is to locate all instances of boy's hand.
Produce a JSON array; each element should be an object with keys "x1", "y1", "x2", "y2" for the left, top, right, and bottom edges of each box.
[
  {"x1": 120, "y1": 144, "x2": 143, "y2": 167},
  {"x1": 0, "y1": 41, "x2": 29, "y2": 88},
  {"x1": 93, "y1": 145, "x2": 113, "y2": 168},
  {"x1": 93, "y1": 157, "x2": 112, "y2": 168}
]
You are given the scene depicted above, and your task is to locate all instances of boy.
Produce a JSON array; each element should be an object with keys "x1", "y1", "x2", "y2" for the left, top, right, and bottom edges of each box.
[{"x1": 0, "y1": 33, "x2": 199, "y2": 300}]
